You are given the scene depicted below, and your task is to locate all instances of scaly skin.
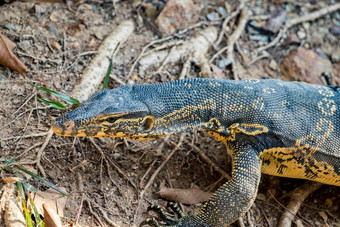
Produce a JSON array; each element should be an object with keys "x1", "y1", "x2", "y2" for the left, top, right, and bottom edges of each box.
[{"x1": 52, "y1": 78, "x2": 340, "y2": 226}]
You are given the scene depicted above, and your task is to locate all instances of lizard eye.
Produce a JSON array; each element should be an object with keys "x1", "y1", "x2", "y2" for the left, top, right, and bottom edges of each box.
[{"x1": 106, "y1": 116, "x2": 119, "y2": 123}]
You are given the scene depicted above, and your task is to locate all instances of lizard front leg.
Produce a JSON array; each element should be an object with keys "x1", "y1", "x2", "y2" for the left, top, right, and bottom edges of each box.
[{"x1": 142, "y1": 143, "x2": 262, "y2": 227}]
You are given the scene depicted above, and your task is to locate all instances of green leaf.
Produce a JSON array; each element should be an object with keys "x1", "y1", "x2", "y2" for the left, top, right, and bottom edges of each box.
[
  {"x1": 29, "y1": 83, "x2": 79, "y2": 105},
  {"x1": 17, "y1": 181, "x2": 34, "y2": 227},
  {"x1": 103, "y1": 53, "x2": 114, "y2": 89},
  {"x1": 29, "y1": 194, "x2": 45, "y2": 226},
  {"x1": 15, "y1": 165, "x2": 69, "y2": 196},
  {"x1": 103, "y1": 42, "x2": 120, "y2": 89},
  {"x1": 37, "y1": 97, "x2": 66, "y2": 110}
]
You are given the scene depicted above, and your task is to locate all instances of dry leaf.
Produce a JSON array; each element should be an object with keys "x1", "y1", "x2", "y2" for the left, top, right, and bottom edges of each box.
[
  {"x1": 3, "y1": 177, "x2": 22, "y2": 183},
  {"x1": 159, "y1": 186, "x2": 213, "y2": 204},
  {"x1": 31, "y1": 188, "x2": 68, "y2": 217},
  {"x1": 0, "y1": 34, "x2": 27, "y2": 77},
  {"x1": 43, "y1": 204, "x2": 63, "y2": 227}
]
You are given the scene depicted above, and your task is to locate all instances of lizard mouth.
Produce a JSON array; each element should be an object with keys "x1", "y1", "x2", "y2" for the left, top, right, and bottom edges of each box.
[{"x1": 51, "y1": 120, "x2": 86, "y2": 137}]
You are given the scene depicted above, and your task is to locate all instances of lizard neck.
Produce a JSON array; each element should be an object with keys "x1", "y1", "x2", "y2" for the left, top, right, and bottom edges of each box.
[{"x1": 132, "y1": 78, "x2": 254, "y2": 135}]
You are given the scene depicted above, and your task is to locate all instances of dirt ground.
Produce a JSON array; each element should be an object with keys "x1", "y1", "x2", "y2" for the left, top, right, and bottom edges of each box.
[{"x1": 0, "y1": 0, "x2": 339, "y2": 226}]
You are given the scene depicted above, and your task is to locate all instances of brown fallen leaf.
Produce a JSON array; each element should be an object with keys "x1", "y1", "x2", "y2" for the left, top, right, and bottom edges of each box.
[
  {"x1": 0, "y1": 34, "x2": 27, "y2": 77},
  {"x1": 43, "y1": 204, "x2": 63, "y2": 227},
  {"x1": 159, "y1": 186, "x2": 213, "y2": 205},
  {"x1": 31, "y1": 188, "x2": 68, "y2": 217}
]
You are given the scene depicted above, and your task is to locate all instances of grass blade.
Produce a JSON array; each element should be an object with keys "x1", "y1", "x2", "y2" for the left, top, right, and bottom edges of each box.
[
  {"x1": 103, "y1": 53, "x2": 113, "y2": 89},
  {"x1": 29, "y1": 83, "x2": 79, "y2": 105},
  {"x1": 103, "y1": 42, "x2": 120, "y2": 89},
  {"x1": 15, "y1": 165, "x2": 69, "y2": 196},
  {"x1": 37, "y1": 97, "x2": 66, "y2": 110},
  {"x1": 17, "y1": 181, "x2": 34, "y2": 227}
]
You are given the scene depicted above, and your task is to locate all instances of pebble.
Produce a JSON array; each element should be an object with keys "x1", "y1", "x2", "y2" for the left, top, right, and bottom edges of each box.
[
  {"x1": 52, "y1": 41, "x2": 62, "y2": 51},
  {"x1": 297, "y1": 30, "x2": 306, "y2": 39},
  {"x1": 330, "y1": 26, "x2": 340, "y2": 36},
  {"x1": 206, "y1": 12, "x2": 220, "y2": 21},
  {"x1": 269, "y1": 59, "x2": 277, "y2": 70},
  {"x1": 155, "y1": 0, "x2": 201, "y2": 35},
  {"x1": 331, "y1": 53, "x2": 340, "y2": 63},
  {"x1": 218, "y1": 59, "x2": 233, "y2": 68},
  {"x1": 33, "y1": 4, "x2": 45, "y2": 15},
  {"x1": 295, "y1": 219, "x2": 304, "y2": 227},
  {"x1": 217, "y1": 6, "x2": 228, "y2": 16},
  {"x1": 19, "y1": 40, "x2": 32, "y2": 51},
  {"x1": 279, "y1": 47, "x2": 333, "y2": 84},
  {"x1": 48, "y1": 25, "x2": 58, "y2": 36},
  {"x1": 4, "y1": 23, "x2": 15, "y2": 30}
]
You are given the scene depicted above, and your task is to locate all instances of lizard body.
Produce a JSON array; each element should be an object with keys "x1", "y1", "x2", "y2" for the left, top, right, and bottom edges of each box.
[{"x1": 52, "y1": 78, "x2": 340, "y2": 226}]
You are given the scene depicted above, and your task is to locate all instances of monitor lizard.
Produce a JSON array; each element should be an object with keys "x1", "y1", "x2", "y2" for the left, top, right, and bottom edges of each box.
[{"x1": 52, "y1": 78, "x2": 340, "y2": 226}]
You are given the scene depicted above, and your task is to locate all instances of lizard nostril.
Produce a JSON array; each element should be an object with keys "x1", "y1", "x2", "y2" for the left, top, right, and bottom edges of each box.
[{"x1": 52, "y1": 119, "x2": 75, "y2": 135}]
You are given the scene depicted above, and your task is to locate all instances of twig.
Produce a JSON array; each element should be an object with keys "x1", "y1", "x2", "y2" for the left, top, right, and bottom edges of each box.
[
  {"x1": 88, "y1": 138, "x2": 137, "y2": 190},
  {"x1": 214, "y1": 0, "x2": 247, "y2": 47},
  {"x1": 133, "y1": 134, "x2": 185, "y2": 223},
  {"x1": 189, "y1": 144, "x2": 231, "y2": 180},
  {"x1": 139, "y1": 158, "x2": 158, "y2": 189},
  {"x1": 156, "y1": 46, "x2": 176, "y2": 73},
  {"x1": 179, "y1": 57, "x2": 192, "y2": 80},
  {"x1": 257, "y1": 3, "x2": 340, "y2": 53},
  {"x1": 210, "y1": 6, "x2": 250, "y2": 80},
  {"x1": 278, "y1": 181, "x2": 322, "y2": 227},
  {"x1": 11, "y1": 92, "x2": 36, "y2": 117},
  {"x1": 247, "y1": 51, "x2": 270, "y2": 66},
  {"x1": 34, "y1": 128, "x2": 54, "y2": 178},
  {"x1": 127, "y1": 21, "x2": 208, "y2": 79},
  {"x1": 0, "y1": 106, "x2": 50, "y2": 131},
  {"x1": 16, "y1": 143, "x2": 43, "y2": 160},
  {"x1": 84, "y1": 199, "x2": 105, "y2": 227},
  {"x1": 238, "y1": 216, "x2": 246, "y2": 227},
  {"x1": 139, "y1": 27, "x2": 217, "y2": 69},
  {"x1": 98, "y1": 207, "x2": 120, "y2": 227},
  {"x1": 1, "y1": 132, "x2": 48, "y2": 141}
]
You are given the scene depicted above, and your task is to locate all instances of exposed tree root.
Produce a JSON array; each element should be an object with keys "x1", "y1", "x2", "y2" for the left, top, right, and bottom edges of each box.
[
  {"x1": 278, "y1": 181, "x2": 322, "y2": 227},
  {"x1": 70, "y1": 19, "x2": 135, "y2": 102}
]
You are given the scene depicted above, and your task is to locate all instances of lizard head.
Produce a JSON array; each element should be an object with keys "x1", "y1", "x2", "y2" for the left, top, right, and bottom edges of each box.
[{"x1": 52, "y1": 85, "x2": 156, "y2": 139}]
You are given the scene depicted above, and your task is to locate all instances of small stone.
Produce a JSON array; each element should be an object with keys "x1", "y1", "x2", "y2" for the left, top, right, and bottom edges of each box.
[
  {"x1": 297, "y1": 30, "x2": 306, "y2": 39},
  {"x1": 155, "y1": 0, "x2": 201, "y2": 35},
  {"x1": 279, "y1": 47, "x2": 334, "y2": 84},
  {"x1": 206, "y1": 12, "x2": 220, "y2": 21},
  {"x1": 285, "y1": 34, "x2": 300, "y2": 44},
  {"x1": 4, "y1": 23, "x2": 15, "y2": 30},
  {"x1": 48, "y1": 26, "x2": 58, "y2": 36},
  {"x1": 33, "y1": 4, "x2": 45, "y2": 15},
  {"x1": 130, "y1": 74, "x2": 139, "y2": 81},
  {"x1": 18, "y1": 40, "x2": 32, "y2": 51},
  {"x1": 52, "y1": 41, "x2": 62, "y2": 51},
  {"x1": 54, "y1": 81, "x2": 61, "y2": 89},
  {"x1": 50, "y1": 11, "x2": 59, "y2": 22},
  {"x1": 330, "y1": 26, "x2": 340, "y2": 36},
  {"x1": 71, "y1": 41, "x2": 81, "y2": 50},
  {"x1": 295, "y1": 219, "x2": 304, "y2": 227},
  {"x1": 256, "y1": 193, "x2": 265, "y2": 201},
  {"x1": 269, "y1": 59, "x2": 277, "y2": 70},
  {"x1": 325, "y1": 198, "x2": 333, "y2": 206},
  {"x1": 94, "y1": 29, "x2": 103, "y2": 40},
  {"x1": 218, "y1": 59, "x2": 233, "y2": 68},
  {"x1": 217, "y1": 6, "x2": 228, "y2": 16}
]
